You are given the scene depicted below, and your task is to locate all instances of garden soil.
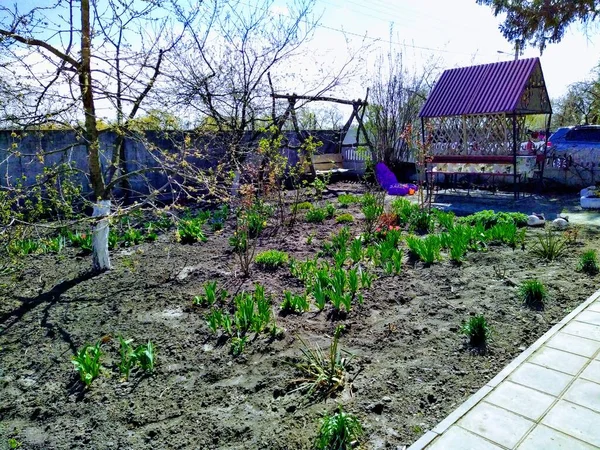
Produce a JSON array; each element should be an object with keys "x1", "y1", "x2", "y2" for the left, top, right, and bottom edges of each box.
[{"x1": 1, "y1": 184, "x2": 600, "y2": 449}]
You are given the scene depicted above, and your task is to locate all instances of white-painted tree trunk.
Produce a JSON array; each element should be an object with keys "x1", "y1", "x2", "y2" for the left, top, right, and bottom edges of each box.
[
  {"x1": 92, "y1": 200, "x2": 112, "y2": 271},
  {"x1": 230, "y1": 170, "x2": 241, "y2": 198}
]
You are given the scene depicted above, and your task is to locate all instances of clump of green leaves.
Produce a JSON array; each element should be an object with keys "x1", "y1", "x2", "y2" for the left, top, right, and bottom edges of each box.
[
  {"x1": 361, "y1": 192, "x2": 385, "y2": 236},
  {"x1": 176, "y1": 218, "x2": 207, "y2": 244},
  {"x1": 531, "y1": 229, "x2": 567, "y2": 261},
  {"x1": 205, "y1": 284, "x2": 274, "y2": 355},
  {"x1": 519, "y1": 279, "x2": 548, "y2": 309},
  {"x1": 293, "y1": 201, "x2": 313, "y2": 212},
  {"x1": 66, "y1": 230, "x2": 93, "y2": 254},
  {"x1": 118, "y1": 337, "x2": 156, "y2": 380},
  {"x1": 281, "y1": 290, "x2": 310, "y2": 314},
  {"x1": 316, "y1": 405, "x2": 364, "y2": 450},
  {"x1": 335, "y1": 213, "x2": 354, "y2": 224},
  {"x1": 337, "y1": 193, "x2": 361, "y2": 207},
  {"x1": 306, "y1": 207, "x2": 327, "y2": 223},
  {"x1": 578, "y1": 249, "x2": 599, "y2": 275},
  {"x1": 405, "y1": 234, "x2": 442, "y2": 265},
  {"x1": 291, "y1": 326, "x2": 353, "y2": 400},
  {"x1": 458, "y1": 210, "x2": 528, "y2": 229},
  {"x1": 461, "y1": 315, "x2": 491, "y2": 347},
  {"x1": 72, "y1": 342, "x2": 102, "y2": 387},
  {"x1": 255, "y1": 249, "x2": 289, "y2": 270},
  {"x1": 193, "y1": 280, "x2": 229, "y2": 306},
  {"x1": 7, "y1": 238, "x2": 45, "y2": 256}
]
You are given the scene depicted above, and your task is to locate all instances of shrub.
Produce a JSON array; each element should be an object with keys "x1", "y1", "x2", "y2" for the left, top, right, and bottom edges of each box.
[
  {"x1": 337, "y1": 193, "x2": 361, "y2": 207},
  {"x1": 325, "y1": 202, "x2": 336, "y2": 219},
  {"x1": 458, "y1": 210, "x2": 528, "y2": 229},
  {"x1": 316, "y1": 405, "x2": 364, "y2": 450},
  {"x1": 461, "y1": 315, "x2": 491, "y2": 347},
  {"x1": 361, "y1": 192, "x2": 385, "y2": 236},
  {"x1": 519, "y1": 279, "x2": 547, "y2": 308},
  {"x1": 255, "y1": 249, "x2": 289, "y2": 270},
  {"x1": 531, "y1": 229, "x2": 567, "y2": 261},
  {"x1": 293, "y1": 201, "x2": 313, "y2": 212},
  {"x1": 306, "y1": 207, "x2": 327, "y2": 223},
  {"x1": 120, "y1": 227, "x2": 145, "y2": 247},
  {"x1": 405, "y1": 234, "x2": 442, "y2": 265},
  {"x1": 72, "y1": 342, "x2": 102, "y2": 387},
  {"x1": 578, "y1": 249, "x2": 600, "y2": 275},
  {"x1": 335, "y1": 213, "x2": 354, "y2": 224},
  {"x1": 280, "y1": 290, "x2": 310, "y2": 313},
  {"x1": 291, "y1": 325, "x2": 352, "y2": 399},
  {"x1": 176, "y1": 218, "x2": 207, "y2": 244},
  {"x1": 378, "y1": 212, "x2": 398, "y2": 228}
]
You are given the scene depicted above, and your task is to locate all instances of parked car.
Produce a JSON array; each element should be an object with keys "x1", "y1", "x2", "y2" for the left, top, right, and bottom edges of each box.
[{"x1": 546, "y1": 125, "x2": 600, "y2": 169}]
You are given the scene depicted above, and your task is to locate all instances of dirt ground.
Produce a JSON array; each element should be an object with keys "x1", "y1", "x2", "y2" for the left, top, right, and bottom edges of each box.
[{"x1": 1, "y1": 183, "x2": 599, "y2": 450}]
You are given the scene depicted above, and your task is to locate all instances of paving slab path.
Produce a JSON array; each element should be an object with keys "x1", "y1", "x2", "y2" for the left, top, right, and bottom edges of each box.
[{"x1": 409, "y1": 288, "x2": 600, "y2": 450}]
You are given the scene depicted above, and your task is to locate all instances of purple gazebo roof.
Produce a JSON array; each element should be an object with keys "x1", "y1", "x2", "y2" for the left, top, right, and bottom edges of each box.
[{"x1": 419, "y1": 57, "x2": 551, "y2": 118}]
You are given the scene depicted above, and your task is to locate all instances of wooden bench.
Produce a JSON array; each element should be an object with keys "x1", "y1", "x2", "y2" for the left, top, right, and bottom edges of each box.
[
  {"x1": 427, "y1": 155, "x2": 522, "y2": 197},
  {"x1": 310, "y1": 153, "x2": 349, "y2": 176}
]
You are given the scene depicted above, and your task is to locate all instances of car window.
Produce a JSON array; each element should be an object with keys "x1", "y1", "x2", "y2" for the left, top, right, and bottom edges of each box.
[{"x1": 565, "y1": 128, "x2": 600, "y2": 142}]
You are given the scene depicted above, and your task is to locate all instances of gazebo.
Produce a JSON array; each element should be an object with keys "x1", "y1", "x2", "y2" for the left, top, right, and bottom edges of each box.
[{"x1": 419, "y1": 57, "x2": 552, "y2": 196}]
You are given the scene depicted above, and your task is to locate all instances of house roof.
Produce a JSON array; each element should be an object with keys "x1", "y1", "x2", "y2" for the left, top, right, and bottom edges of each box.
[{"x1": 419, "y1": 57, "x2": 551, "y2": 118}]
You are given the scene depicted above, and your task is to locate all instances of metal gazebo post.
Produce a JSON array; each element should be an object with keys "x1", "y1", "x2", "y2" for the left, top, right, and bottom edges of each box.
[{"x1": 512, "y1": 112, "x2": 518, "y2": 200}]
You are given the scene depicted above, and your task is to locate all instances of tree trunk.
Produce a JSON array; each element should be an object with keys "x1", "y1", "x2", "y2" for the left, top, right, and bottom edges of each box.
[
  {"x1": 92, "y1": 200, "x2": 112, "y2": 271},
  {"x1": 80, "y1": 0, "x2": 110, "y2": 270}
]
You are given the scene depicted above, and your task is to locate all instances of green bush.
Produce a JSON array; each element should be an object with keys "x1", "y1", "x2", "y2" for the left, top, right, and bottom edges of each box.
[
  {"x1": 519, "y1": 279, "x2": 547, "y2": 308},
  {"x1": 337, "y1": 193, "x2": 361, "y2": 207},
  {"x1": 176, "y1": 218, "x2": 207, "y2": 244},
  {"x1": 255, "y1": 249, "x2": 289, "y2": 270},
  {"x1": 293, "y1": 201, "x2": 313, "y2": 212},
  {"x1": 531, "y1": 229, "x2": 566, "y2": 261},
  {"x1": 578, "y1": 249, "x2": 599, "y2": 275},
  {"x1": 458, "y1": 210, "x2": 528, "y2": 229},
  {"x1": 306, "y1": 207, "x2": 327, "y2": 223},
  {"x1": 335, "y1": 213, "x2": 354, "y2": 224}
]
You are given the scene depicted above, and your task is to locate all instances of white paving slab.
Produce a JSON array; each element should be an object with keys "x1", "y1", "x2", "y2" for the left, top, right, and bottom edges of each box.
[
  {"x1": 576, "y1": 310, "x2": 600, "y2": 326},
  {"x1": 458, "y1": 402, "x2": 534, "y2": 448},
  {"x1": 542, "y1": 400, "x2": 600, "y2": 447},
  {"x1": 426, "y1": 426, "x2": 503, "y2": 450},
  {"x1": 580, "y1": 360, "x2": 600, "y2": 384},
  {"x1": 562, "y1": 321, "x2": 600, "y2": 342},
  {"x1": 587, "y1": 302, "x2": 600, "y2": 313},
  {"x1": 529, "y1": 347, "x2": 589, "y2": 375},
  {"x1": 517, "y1": 424, "x2": 598, "y2": 450},
  {"x1": 563, "y1": 378, "x2": 600, "y2": 413},
  {"x1": 484, "y1": 381, "x2": 555, "y2": 420},
  {"x1": 508, "y1": 362, "x2": 573, "y2": 396},
  {"x1": 545, "y1": 332, "x2": 600, "y2": 358}
]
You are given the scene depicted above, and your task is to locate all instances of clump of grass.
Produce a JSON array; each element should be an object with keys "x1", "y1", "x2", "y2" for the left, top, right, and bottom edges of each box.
[
  {"x1": 316, "y1": 405, "x2": 364, "y2": 450},
  {"x1": 337, "y1": 193, "x2": 361, "y2": 207},
  {"x1": 72, "y1": 342, "x2": 102, "y2": 387},
  {"x1": 519, "y1": 279, "x2": 547, "y2": 308},
  {"x1": 291, "y1": 325, "x2": 353, "y2": 399},
  {"x1": 461, "y1": 315, "x2": 491, "y2": 347},
  {"x1": 281, "y1": 291, "x2": 310, "y2": 314},
  {"x1": 255, "y1": 249, "x2": 289, "y2": 270},
  {"x1": 531, "y1": 229, "x2": 567, "y2": 261},
  {"x1": 405, "y1": 234, "x2": 442, "y2": 265},
  {"x1": 7, "y1": 238, "x2": 45, "y2": 256},
  {"x1": 335, "y1": 213, "x2": 354, "y2": 224},
  {"x1": 578, "y1": 249, "x2": 599, "y2": 275},
  {"x1": 66, "y1": 230, "x2": 93, "y2": 254}
]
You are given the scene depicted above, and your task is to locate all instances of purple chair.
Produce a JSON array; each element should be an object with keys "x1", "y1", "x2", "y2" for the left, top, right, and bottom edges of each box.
[{"x1": 375, "y1": 162, "x2": 417, "y2": 196}]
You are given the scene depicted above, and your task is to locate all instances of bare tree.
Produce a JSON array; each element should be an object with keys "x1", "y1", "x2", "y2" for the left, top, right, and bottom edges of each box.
[
  {"x1": 367, "y1": 46, "x2": 438, "y2": 164},
  {"x1": 0, "y1": 0, "x2": 193, "y2": 271}
]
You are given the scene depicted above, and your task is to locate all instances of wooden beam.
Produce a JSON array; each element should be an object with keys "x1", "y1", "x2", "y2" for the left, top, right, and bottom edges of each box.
[{"x1": 271, "y1": 93, "x2": 366, "y2": 106}]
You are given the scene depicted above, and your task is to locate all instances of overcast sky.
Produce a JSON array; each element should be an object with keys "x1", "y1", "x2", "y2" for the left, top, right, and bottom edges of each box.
[{"x1": 299, "y1": 0, "x2": 600, "y2": 100}]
